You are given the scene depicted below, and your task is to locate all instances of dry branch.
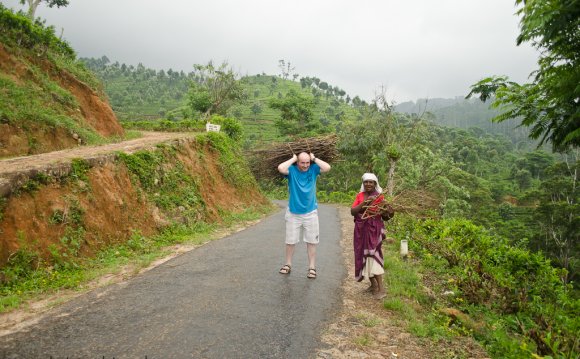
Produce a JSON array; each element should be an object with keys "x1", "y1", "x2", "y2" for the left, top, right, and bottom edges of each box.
[
  {"x1": 389, "y1": 189, "x2": 440, "y2": 218},
  {"x1": 250, "y1": 134, "x2": 339, "y2": 179}
]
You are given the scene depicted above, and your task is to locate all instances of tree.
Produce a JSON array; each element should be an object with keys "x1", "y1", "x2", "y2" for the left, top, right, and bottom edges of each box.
[
  {"x1": 514, "y1": 168, "x2": 533, "y2": 190},
  {"x1": 19, "y1": 0, "x2": 69, "y2": 19},
  {"x1": 187, "y1": 61, "x2": 245, "y2": 119},
  {"x1": 278, "y1": 59, "x2": 295, "y2": 80},
  {"x1": 523, "y1": 150, "x2": 555, "y2": 180},
  {"x1": 268, "y1": 76, "x2": 277, "y2": 95},
  {"x1": 337, "y1": 88, "x2": 431, "y2": 197},
  {"x1": 531, "y1": 151, "x2": 579, "y2": 284},
  {"x1": 467, "y1": 0, "x2": 580, "y2": 151},
  {"x1": 268, "y1": 89, "x2": 318, "y2": 137},
  {"x1": 251, "y1": 102, "x2": 262, "y2": 120}
]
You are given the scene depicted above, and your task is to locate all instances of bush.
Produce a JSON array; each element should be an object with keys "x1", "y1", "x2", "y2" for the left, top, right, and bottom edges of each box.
[
  {"x1": 209, "y1": 115, "x2": 243, "y2": 142},
  {"x1": 410, "y1": 218, "x2": 579, "y2": 358},
  {"x1": 0, "y1": 4, "x2": 75, "y2": 59}
]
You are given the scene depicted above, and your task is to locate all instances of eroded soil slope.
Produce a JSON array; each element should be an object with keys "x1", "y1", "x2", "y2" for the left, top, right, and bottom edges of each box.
[
  {"x1": 0, "y1": 42, "x2": 123, "y2": 158},
  {"x1": 0, "y1": 132, "x2": 268, "y2": 266}
]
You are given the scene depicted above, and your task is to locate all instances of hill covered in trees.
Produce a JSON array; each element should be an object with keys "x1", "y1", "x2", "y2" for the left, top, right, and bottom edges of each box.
[
  {"x1": 81, "y1": 56, "x2": 367, "y2": 145},
  {"x1": 395, "y1": 97, "x2": 535, "y2": 149},
  {"x1": 82, "y1": 56, "x2": 545, "y2": 152},
  {"x1": 80, "y1": 56, "x2": 192, "y2": 121}
]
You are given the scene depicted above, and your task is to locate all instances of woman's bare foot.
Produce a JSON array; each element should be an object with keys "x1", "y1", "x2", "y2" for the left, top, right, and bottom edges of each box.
[
  {"x1": 373, "y1": 289, "x2": 386, "y2": 300},
  {"x1": 366, "y1": 277, "x2": 378, "y2": 293}
]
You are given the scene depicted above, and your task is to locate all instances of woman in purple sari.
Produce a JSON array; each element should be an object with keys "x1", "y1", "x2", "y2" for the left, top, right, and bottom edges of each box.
[{"x1": 351, "y1": 173, "x2": 394, "y2": 299}]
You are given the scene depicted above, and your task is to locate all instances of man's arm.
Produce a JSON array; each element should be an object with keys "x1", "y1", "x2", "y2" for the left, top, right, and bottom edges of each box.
[
  {"x1": 278, "y1": 154, "x2": 297, "y2": 175},
  {"x1": 311, "y1": 153, "x2": 331, "y2": 173}
]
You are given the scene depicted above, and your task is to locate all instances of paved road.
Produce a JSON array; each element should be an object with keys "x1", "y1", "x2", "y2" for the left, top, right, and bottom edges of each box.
[{"x1": 0, "y1": 202, "x2": 345, "y2": 359}]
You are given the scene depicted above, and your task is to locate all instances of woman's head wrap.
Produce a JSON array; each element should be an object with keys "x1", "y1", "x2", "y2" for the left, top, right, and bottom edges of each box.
[{"x1": 360, "y1": 173, "x2": 383, "y2": 194}]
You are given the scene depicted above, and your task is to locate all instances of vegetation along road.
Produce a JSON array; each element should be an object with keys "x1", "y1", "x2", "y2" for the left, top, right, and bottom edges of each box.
[{"x1": 0, "y1": 202, "x2": 344, "y2": 358}]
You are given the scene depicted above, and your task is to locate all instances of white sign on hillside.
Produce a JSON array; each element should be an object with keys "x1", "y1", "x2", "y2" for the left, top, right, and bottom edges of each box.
[{"x1": 206, "y1": 123, "x2": 221, "y2": 132}]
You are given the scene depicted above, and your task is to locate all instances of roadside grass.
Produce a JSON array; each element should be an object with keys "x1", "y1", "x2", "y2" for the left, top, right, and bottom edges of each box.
[
  {"x1": 354, "y1": 313, "x2": 382, "y2": 328},
  {"x1": 0, "y1": 205, "x2": 274, "y2": 313},
  {"x1": 353, "y1": 333, "x2": 373, "y2": 347},
  {"x1": 382, "y1": 216, "x2": 580, "y2": 359},
  {"x1": 383, "y1": 238, "x2": 490, "y2": 343}
]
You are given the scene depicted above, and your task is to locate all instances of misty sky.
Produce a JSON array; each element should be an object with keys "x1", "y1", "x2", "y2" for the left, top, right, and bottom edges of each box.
[{"x1": 2, "y1": 0, "x2": 539, "y2": 103}]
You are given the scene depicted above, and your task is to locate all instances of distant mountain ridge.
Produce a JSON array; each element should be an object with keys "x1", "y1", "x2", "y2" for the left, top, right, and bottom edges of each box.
[{"x1": 396, "y1": 96, "x2": 533, "y2": 146}]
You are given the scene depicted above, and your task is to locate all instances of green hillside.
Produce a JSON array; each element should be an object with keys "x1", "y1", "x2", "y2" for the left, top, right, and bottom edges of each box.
[
  {"x1": 0, "y1": 5, "x2": 124, "y2": 158},
  {"x1": 232, "y1": 74, "x2": 363, "y2": 145},
  {"x1": 396, "y1": 97, "x2": 537, "y2": 149},
  {"x1": 81, "y1": 57, "x2": 366, "y2": 145},
  {"x1": 81, "y1": 56, "x2": 191, "y2": 121}
]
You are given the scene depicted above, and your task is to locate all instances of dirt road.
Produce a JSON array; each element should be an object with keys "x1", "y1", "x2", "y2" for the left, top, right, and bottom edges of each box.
[
  {"x1": 0, "y1": 131, "x2": 196, "y2": 175},
  {"x1": 0, "y1": 131, "x2": 197, "y2": 197}
]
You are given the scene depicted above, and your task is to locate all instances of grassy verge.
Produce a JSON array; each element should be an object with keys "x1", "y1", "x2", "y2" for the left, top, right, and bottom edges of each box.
[
  {"x1": 382, "y1": 241, "x2": 460, "y2": 339},
  {"x1": 0, "y1": 204, "x2": 275, "y2": 313},
  {"x1": 383, "y1": 216, "x2": 579, "y2": 359}
]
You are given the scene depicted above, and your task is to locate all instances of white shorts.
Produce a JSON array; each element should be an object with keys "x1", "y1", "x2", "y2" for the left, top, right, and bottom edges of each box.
[{"x1": 285, "y1": 208, "x2": 319, "y2": 245}]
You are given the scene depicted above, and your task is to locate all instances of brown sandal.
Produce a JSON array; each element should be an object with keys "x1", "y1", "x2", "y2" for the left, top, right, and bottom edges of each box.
[
  {"x1": 307, "y1": 268, "x2": 317, "y2": 279},
  {"x1": 279, "y1": 264, "x2": 291, "y2": 274}
]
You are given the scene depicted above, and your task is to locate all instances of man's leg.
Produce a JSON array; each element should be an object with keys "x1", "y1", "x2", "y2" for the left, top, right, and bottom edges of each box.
[
  {"x1": 285, "y1": 244, "x2": 296, "y2": 266},
  {"x1": 304, "y1": 211, "x2": 319, "y2": 271},
  {"x1": 307, "y1": 243, "x2": 316, "y2": 269},
  {"x1": 281, "y1": 209, "x2": 300, "y2": 274}
]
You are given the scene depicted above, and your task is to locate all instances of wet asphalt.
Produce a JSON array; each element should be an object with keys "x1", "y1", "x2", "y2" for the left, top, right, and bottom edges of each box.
[{"x1": 0, "y1": 202, "x2": 345, "y2": 359}]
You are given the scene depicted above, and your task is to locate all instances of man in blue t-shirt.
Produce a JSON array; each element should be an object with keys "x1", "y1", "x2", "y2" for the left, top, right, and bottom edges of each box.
[{"x1": 277, "y1": 152, "x2": 331, "y2": 279}]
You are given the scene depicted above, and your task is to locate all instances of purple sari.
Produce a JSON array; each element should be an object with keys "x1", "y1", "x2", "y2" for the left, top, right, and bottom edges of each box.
[{"x1": 352, "y1": 191, "x2": 385, "y2": 282}]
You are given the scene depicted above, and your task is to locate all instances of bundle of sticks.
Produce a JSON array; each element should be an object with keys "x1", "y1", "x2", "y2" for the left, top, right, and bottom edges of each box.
[
  {"x1": 361, "y1": 189, "x2": 440, "y2": 220},
  {"x1": 361, "y1": 194, "x2": 394, "y2": 220},
  {"x1": 250, "y1": 134, "x2": 339, "y2": 179},
  {"x1": 389, "y1": 189, "x2": 440, "y2": 219}
]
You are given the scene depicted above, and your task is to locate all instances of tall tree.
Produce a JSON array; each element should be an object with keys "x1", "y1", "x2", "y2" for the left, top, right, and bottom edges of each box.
[
  {"x1": 187, "y1": 61, "x2": 245, "y2": 119},
  {"x1": 19, "y1": 0, "x2": 69, "y2": 19},
  {"x1": 268, "y1": 89, "x2": 318, "y2": 137},
  {"x1": 467, "y1": 0, "x2": 580, "y2": 151},
  {"x1": 278, "y1": 59, "x2": 295, "y2": 80},
  {"x1": 531, "y1": 150, "x2": 579, "y2": 284},
  {"x1": 338, "y1": 89, "x2": 431, "y2": 197}
]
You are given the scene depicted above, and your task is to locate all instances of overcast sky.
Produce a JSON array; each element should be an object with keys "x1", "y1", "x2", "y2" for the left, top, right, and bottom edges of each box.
[{"x1": 2, "y1": 0, "x2": 539, "y2": 103}]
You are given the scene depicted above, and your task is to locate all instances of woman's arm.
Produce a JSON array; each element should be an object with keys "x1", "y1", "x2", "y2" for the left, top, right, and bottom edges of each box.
[{"x1": 350, "y1": 195, "x2": 374, "y2": 216}]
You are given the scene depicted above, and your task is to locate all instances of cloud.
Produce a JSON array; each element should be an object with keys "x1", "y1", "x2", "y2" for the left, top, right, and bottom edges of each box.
[{"x1": 1, "y1": 0, "x2": 538, "y2": 102}]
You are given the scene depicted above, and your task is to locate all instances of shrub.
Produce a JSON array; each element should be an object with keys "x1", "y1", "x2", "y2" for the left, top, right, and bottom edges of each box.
[
  {"x1": 410, "y1": 218, "x2": 579, "y2": 358},
  {"x1": 0, "y1": 4, "x2": 75, "y2": 59},
  {"x1": 209, "y1": 115, "x2": 243, "y2": 142}
]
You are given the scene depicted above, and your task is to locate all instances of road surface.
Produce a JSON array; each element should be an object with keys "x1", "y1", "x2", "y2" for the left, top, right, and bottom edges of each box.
[{"x1": 0, "y1": 202, "x2": 345, "y2": 359}]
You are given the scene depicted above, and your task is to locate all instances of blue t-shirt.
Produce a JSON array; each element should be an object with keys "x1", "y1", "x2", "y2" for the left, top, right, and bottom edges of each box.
[{"x1": 285, "y1": 163, "x2": 321, "y2": 214}]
